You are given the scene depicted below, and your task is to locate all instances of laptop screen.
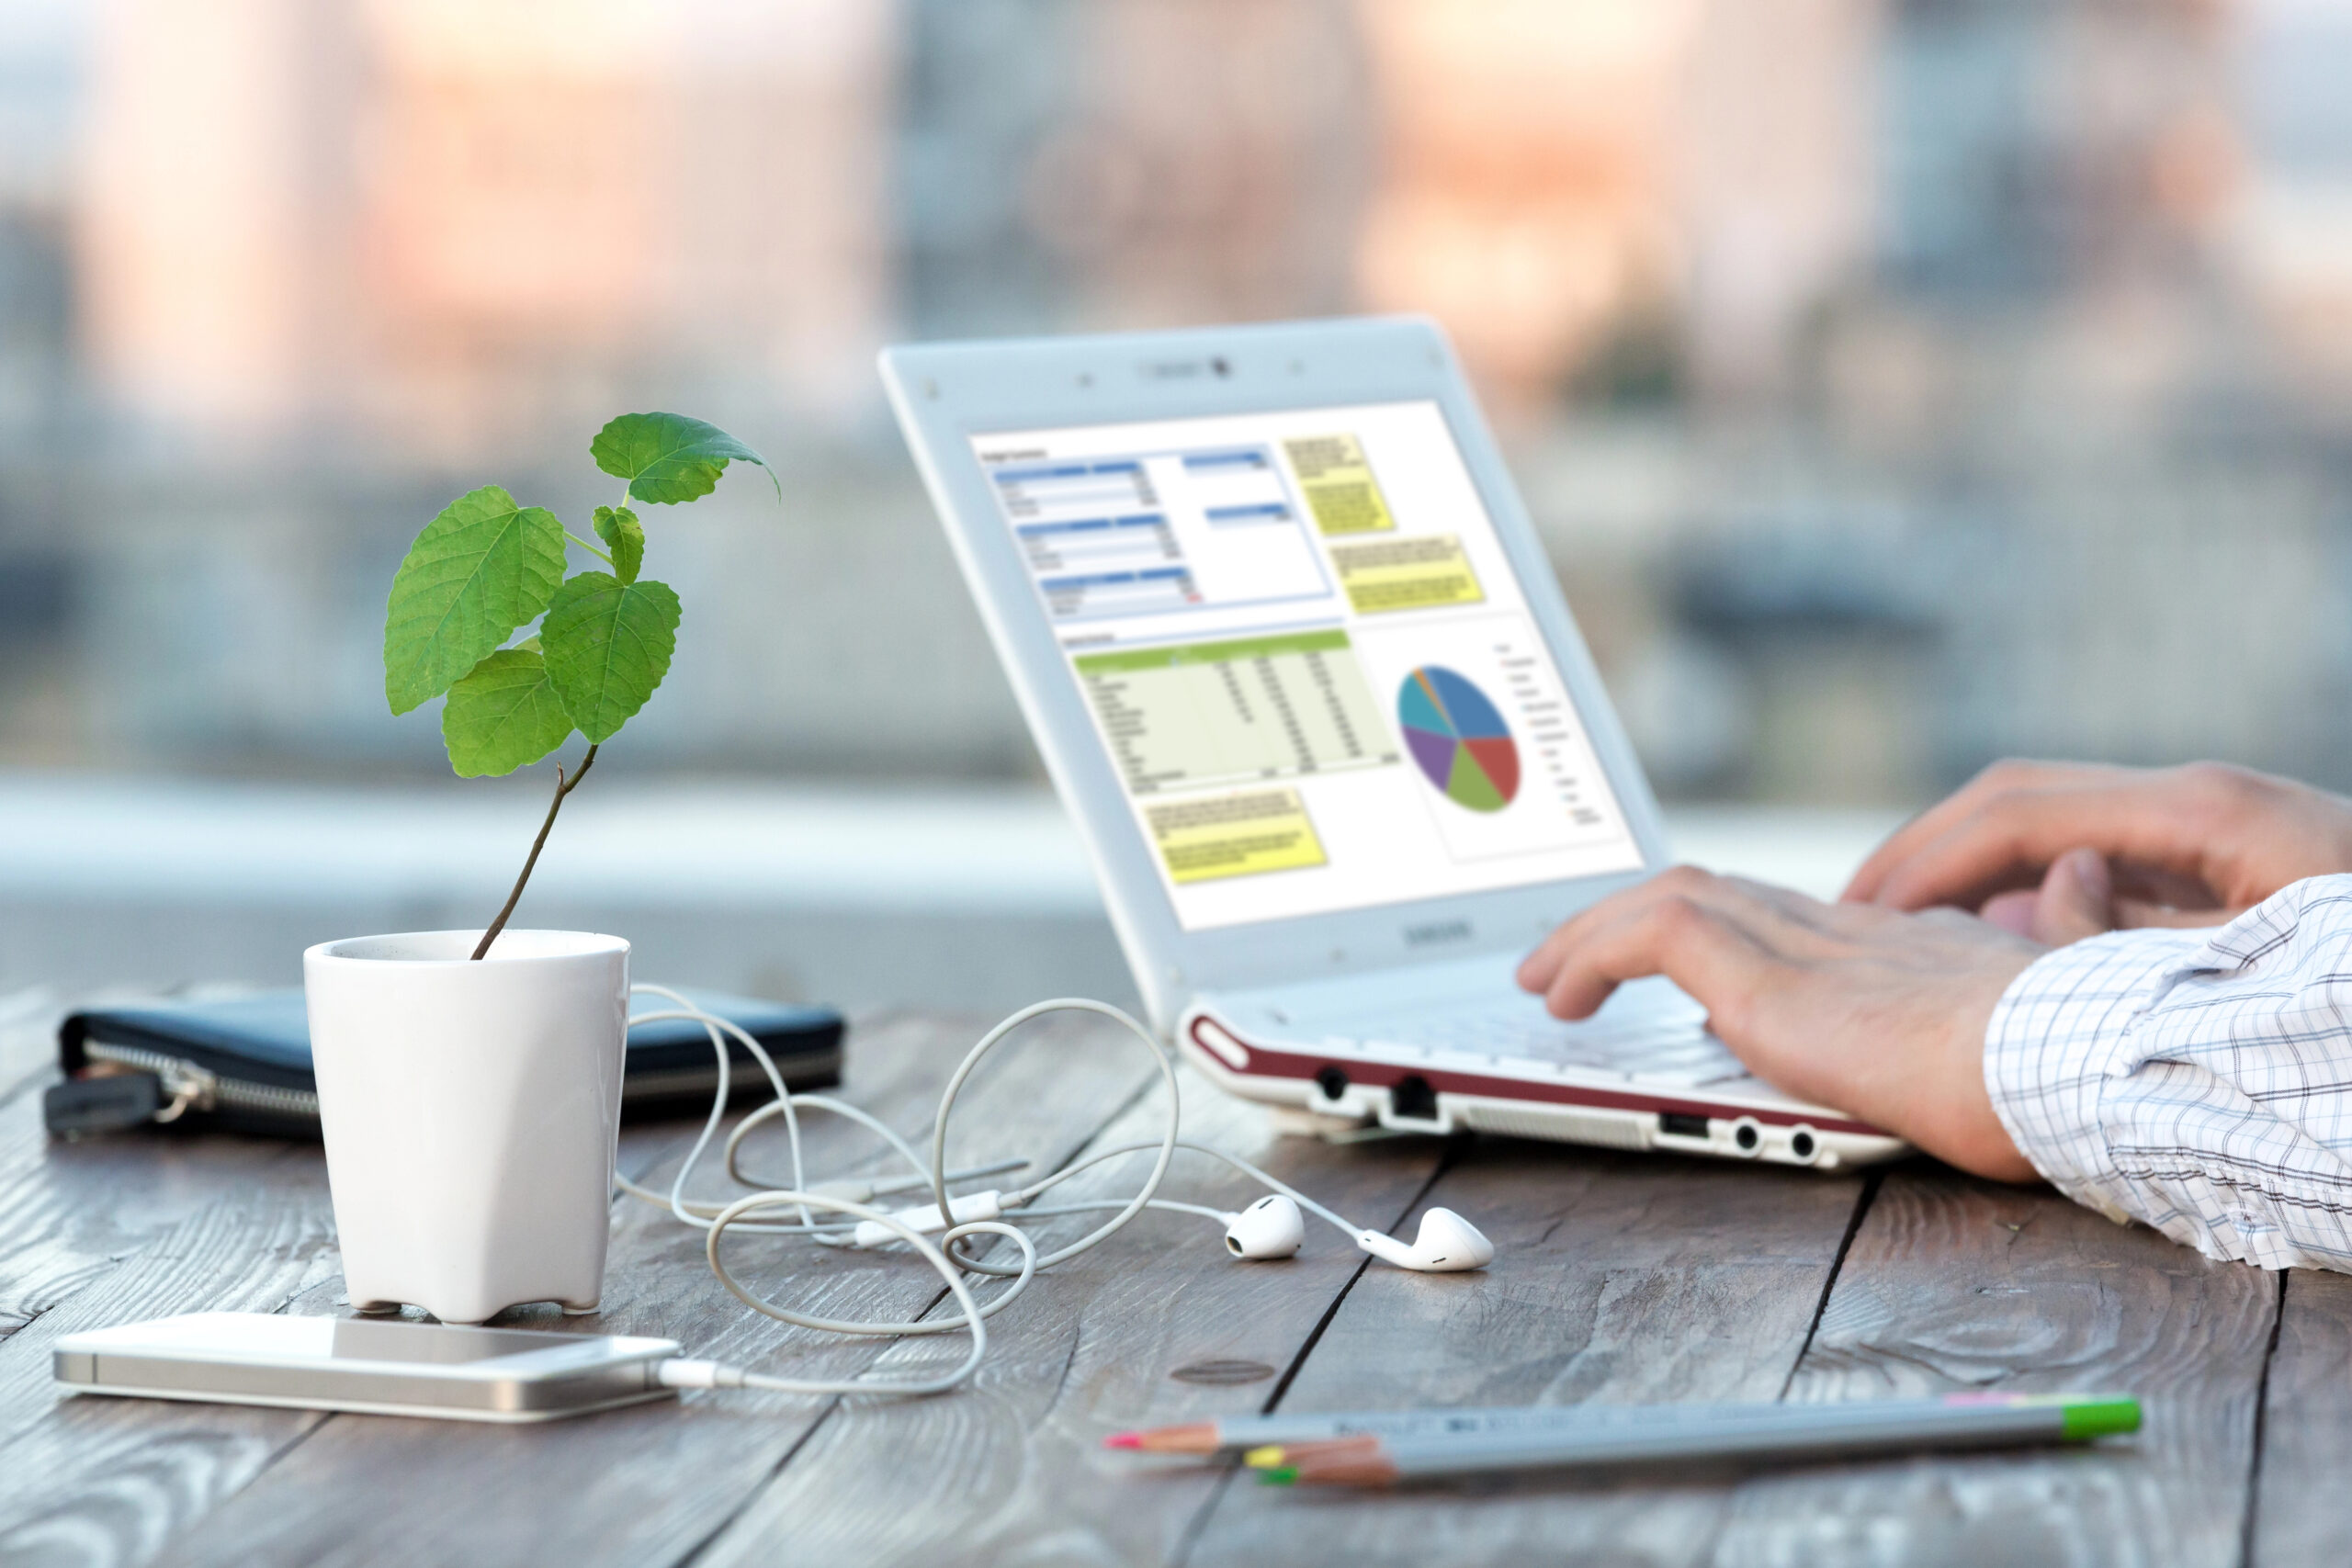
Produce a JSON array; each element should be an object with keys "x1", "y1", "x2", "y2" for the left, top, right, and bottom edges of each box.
[{"x1": 971, "y1": 399, "x2": 1643, "y2": 932}]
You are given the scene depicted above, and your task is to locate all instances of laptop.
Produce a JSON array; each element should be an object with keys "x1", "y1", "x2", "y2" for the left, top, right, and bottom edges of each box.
[{"x1": 882, "y1": 317, "x2": 1902, "y2": 1170}]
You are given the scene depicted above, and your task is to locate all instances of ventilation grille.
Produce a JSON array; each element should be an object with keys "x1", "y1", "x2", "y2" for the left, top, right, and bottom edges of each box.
[{"x1": 1458, "y1": 1101, "x2": 1648, "y2": 1150}]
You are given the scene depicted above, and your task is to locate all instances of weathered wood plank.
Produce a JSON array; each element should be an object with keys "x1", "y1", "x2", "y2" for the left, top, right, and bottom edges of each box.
[
  {"x1": 0, "y1": 1172, "x2": 339, "y2": 1566},
  {"x1": 2243, "y1": 1268, "x2": 2346, "y2": 1568},
  {"x1": 0, "y1": 1091, "x2": 298, "y2": 1343},
  {"x1": 1708, "y1": 1169, "x2": 2279, "y2": 1568},
  {"x1": 0, "y1": 989, "x2": 62, "y2": 1103},
  {"x1": 0, "y1": 998, "x2": 2298, "y2": 1568},
  {"x1": 690, "y1": 1065, "x2": 1448, "y2": 1568},
  {"x1": 0, "y1": 988, "x2": 356, "y2": 1567},
  {"x1": 0, "y1": 1003, "x2": 910, "y2": 1568},
  {"x1": 0, "y1": 1010, "x2": 964, "y2": 1566},
  {"x1": 1182, "y1": 1137, "x2": 1869, "y2": 1568},
  {"x1": 150, "y1": 1010, "x2": 1162, "y2": 1568}
]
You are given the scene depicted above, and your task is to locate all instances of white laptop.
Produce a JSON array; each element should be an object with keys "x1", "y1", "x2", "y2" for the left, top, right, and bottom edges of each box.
[{"x1": 882, "y1": 317, "x2": 1902, "y2": 1170}]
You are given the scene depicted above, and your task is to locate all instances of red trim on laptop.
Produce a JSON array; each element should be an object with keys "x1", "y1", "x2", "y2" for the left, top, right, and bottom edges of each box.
[{"x1": 1189, "y1": 1015, "x2": 1883, "y2": 1138}]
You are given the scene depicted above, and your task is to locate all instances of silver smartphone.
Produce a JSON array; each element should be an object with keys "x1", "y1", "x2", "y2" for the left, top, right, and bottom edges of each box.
[{"x1": 52, "y1": 1312, "x2": 682, "y2": 1423}]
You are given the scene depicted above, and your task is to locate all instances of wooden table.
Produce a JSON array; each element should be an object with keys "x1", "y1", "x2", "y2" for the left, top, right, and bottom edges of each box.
[{"x1": 1, "y1": 999, "x2": 2342, "y2": 1567}]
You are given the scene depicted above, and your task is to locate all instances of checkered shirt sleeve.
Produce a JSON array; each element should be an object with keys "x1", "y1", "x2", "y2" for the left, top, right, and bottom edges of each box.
[{"x1": 1984, "y1": 874, "x2": 2352, "y2": 1271}]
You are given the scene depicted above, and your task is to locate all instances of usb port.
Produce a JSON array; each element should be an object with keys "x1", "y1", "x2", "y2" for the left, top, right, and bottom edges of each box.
[{"x1": 1657, "y1": 1112, "x2": 1710, "y2": 1139}]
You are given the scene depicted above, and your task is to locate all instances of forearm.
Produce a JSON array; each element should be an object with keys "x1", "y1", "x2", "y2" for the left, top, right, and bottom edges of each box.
[{"x1": 1985, "y1": 878, "x2": 2352, "y2": 1270}]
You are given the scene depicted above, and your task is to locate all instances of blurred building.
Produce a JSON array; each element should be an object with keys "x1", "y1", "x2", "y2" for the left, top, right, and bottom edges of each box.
[
  {"x1": 80, "y1": 0, "x2": 899, "y2": 454},
  {"x1": 899, "y1": 0, "x2": 1370, "y2": 340},
  {"x1": 1, "y1": 0, "x2": 2351, "y2": 805}
]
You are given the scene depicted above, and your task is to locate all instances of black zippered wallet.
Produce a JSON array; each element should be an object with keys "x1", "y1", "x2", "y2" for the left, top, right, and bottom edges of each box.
[{"x1": 44, "y1": 988, "x2": 843, "y2": 1139}]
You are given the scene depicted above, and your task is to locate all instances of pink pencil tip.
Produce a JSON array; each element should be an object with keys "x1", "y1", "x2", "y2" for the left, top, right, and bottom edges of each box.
[{"x1": 1103, "y1": 1432, "x2": 1142, "y2": 1450}]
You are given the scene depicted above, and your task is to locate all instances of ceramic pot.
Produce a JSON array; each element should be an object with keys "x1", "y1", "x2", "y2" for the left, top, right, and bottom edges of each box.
[{"x1": 303, "y1": 930, "x2": 628, "y2": 1324}]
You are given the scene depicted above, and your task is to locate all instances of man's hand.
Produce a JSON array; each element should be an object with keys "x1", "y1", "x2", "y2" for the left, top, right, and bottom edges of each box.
[
  {"x1": 1517, "y1": 867, "x2": 2044, "y2": 1180},
  {"x1": 1843, "y1": 761, "x2": 2352, "y2": 937}
]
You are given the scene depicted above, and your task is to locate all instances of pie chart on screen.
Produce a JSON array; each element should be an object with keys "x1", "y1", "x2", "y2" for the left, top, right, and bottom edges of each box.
[{"x1": 1398, "y1": 666, "x2": 1520, "y2": 812}]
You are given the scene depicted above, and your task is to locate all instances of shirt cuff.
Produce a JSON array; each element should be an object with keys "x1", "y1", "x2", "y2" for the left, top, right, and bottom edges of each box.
[{"x1": 1982, "y1": 926, "x2": 2212, "y2": 1219}]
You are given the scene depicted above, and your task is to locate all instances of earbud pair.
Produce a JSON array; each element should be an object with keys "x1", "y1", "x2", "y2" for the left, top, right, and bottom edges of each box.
[{"x1": 1222, "y1": 1195, "x2": 1493, "y2": 1273}]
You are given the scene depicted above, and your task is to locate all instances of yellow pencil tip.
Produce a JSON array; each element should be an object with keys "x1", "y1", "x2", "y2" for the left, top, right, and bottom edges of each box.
[{"x1": 1243, "y1": 1445, "x2": 1287, "y2": 1469}]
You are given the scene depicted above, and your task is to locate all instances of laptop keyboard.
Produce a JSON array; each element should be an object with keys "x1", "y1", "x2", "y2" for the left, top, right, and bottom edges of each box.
[{"x1": 1318, "y1": 1001, "x2": 1751, "y2": 1088}]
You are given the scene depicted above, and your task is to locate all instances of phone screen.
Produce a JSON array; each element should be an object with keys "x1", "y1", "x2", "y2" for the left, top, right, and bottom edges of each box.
[{"x1": 94, "y1": 1313, "x2": 578, "y2": 1365}]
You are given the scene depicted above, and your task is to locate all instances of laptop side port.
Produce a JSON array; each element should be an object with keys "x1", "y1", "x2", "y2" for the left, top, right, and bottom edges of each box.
[
  {"x1": 1657, "y1": 1111, "x2": 1710, "y2": 1140},
  {"x1": 1375, "y1": 1074, "x2": 1453, "y2": 1133},
  {"x1": 1389, "y1": 1075, "x2": 1438, "y2": 1121}
]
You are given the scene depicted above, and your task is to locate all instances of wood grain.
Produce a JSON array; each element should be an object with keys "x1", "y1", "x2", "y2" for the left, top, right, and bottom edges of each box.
[
  {"x1": 0, "y1": 988, "x2": 320, "y2": 1348},
  {"x1": 0, "y1": 1010, "x2": 1001, "y2": 1568},
  {"x1": 1182, "y1": 1137, "x2": 1870, "y2": 1568},
  {"x1": 0, "y1": 989, "x2": 355, "y2": 1567},
  {"x1": 0, "y1": 1009, "x2": 2319, "y2": 1568},
  {"x1": 0, "y1": 989, "x2": 62, "y2": 1102},
  {"x1": 0, "y1": 1173, "x2": 338, "y2": 1567},
  {"x1": 1708, "y1": 1168, "x2": 2279, "y2": 1568},
  {"x1": 689, "y1": 1064, "x2": 1448, "y2": 1568},
  {"x1": 153, "y1": 1010, "x2": 1165, "y2": 1568},
  {"x1": 2247, "y1": 1268, "x2": 2351, "y2": 1568},
  {"x1": 0, "y1": 1090, "x2": 300, "y2": 1344}
]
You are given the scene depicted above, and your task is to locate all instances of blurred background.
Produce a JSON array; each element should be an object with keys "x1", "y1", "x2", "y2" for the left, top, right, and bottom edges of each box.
[{"x1": 3, "y1": 0, "x2": 2349, "y2": 1008}]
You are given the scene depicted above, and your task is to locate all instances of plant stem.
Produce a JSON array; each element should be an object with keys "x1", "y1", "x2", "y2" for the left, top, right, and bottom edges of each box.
[
  {"x1": 562, "y1": 527, "x2": 615, "y2": 565},
  {"x1": 471, "y1": 743, "x2": 599, "y2": 960}
]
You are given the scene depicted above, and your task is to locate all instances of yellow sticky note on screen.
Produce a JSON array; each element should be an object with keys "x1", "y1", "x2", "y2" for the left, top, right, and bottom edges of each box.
[
  {"x1": 1329, "y1": 534, "x2": 1485, "y2": 614},
  {"x1": 1147, "y1": 789, "x2": 1328, "y2": 884},
  {"x1": 1283, "y1": 435, "x2": 1395, "y2": 536}
]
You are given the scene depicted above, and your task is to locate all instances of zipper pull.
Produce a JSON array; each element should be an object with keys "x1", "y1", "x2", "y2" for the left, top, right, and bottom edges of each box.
[
  {"x1": 43, "y1": 1070, "x2": 165, "y2": 1137},
  {"x1": 150, "y1": 1060, "x2": 219, "y2": 1122}
]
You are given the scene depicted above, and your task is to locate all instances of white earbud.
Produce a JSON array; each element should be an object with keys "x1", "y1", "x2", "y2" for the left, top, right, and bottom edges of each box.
[
  {"x1": 1354, "y1": 1207, "x2": 1494, "y2": 1272},
  {"x1": 1222, "y1": 1194, "x2": 1306, "y2": 1259}
]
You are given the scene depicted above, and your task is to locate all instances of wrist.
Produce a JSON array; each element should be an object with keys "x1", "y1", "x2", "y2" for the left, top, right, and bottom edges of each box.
[{"x1": 1907, "y1": 954, "x2": 2041, "y2": 1181}]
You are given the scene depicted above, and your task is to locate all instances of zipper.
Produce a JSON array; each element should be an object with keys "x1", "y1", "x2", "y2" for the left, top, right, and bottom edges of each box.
[
  {"x1": 81, "y1": 1042, "x2": 321, "y2": 1121},
  {"x1": 623, "y1": 1063, "x2": 821, "y2": 1100},
  {"x1": 74, "y1": 1045, "x2": 836, "y2": 1123}
]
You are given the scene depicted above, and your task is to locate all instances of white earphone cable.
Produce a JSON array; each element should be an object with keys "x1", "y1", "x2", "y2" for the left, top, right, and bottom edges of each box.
[{"x1": 615, "y1": 986, "x2": 1474, "y2": 1397}]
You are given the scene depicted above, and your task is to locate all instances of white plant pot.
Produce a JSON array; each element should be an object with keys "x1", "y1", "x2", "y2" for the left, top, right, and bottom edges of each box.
[{"x1": 303, "y1": 930, "x2": 629, "y2": 1325}]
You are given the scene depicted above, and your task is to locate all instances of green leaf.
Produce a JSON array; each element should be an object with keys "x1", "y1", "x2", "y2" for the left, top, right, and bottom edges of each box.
[
  {"x1": 540, "y1": 572, "x2": 682, "y2": 742},
  {"x1": 383, "y1": 486, "x2": 568, "y2": 715},
  {"x1": 440, "y1": 649, "x2": 577, "y2": 776},
  {"x1": 594, "y1": 504, "x2": 644, "y2": 583},
  {"x1": 590, "y1": 412, "x2": 778, "y2": 505}
]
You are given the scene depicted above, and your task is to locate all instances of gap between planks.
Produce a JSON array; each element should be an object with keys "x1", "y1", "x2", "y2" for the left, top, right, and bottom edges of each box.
[
  {"x1": 1777, "y1": 1169, "x2": 1883, "y2": 1403},
  {"x1": 2237, "y1": 1268, "x2": 2288, "y2": 1568},
  {"x1": 1166, "y1": 1144, "x2": 1467, "y2": 1568},
  {"x1": 664, "y1": 1055, "x2": 1172, "y2": 1568}
]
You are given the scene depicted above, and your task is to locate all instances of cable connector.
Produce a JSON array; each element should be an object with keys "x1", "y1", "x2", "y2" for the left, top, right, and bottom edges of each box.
[
  {"x1": 656, "y1": 1358, "x2": 746, "y2": 1391},
  {"x1": 807, "y1": 1157, "x2": 1030, "y2": 1206},
  {"x1": 848, "y1": 1190, "x2": 1008, "y2": 1249}
]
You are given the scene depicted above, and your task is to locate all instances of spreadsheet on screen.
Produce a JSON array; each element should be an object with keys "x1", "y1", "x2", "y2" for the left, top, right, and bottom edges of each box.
[{"x1": 971, "y1": 400, "x2": 1643, "y2": 931}]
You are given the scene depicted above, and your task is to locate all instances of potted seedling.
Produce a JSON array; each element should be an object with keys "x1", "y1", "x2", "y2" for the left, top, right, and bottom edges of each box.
[{"x1": 304, "y1": 413, "x2": 775, "y2": 1324}]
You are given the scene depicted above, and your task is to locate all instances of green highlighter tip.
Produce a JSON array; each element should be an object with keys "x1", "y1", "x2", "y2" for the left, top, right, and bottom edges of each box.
[
  {"x1": 1258, "y1": 1467, "x2": 1298, "y2": 1486},
  {"x1": 2062, "y1": 1397, "x2": 2142, "y2": 1440}
]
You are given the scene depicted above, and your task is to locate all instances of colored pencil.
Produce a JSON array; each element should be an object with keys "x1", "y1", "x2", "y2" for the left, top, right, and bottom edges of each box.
[{"x1": 1241, "y1": 1393, "x2": 2140, "y2": 1486}]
